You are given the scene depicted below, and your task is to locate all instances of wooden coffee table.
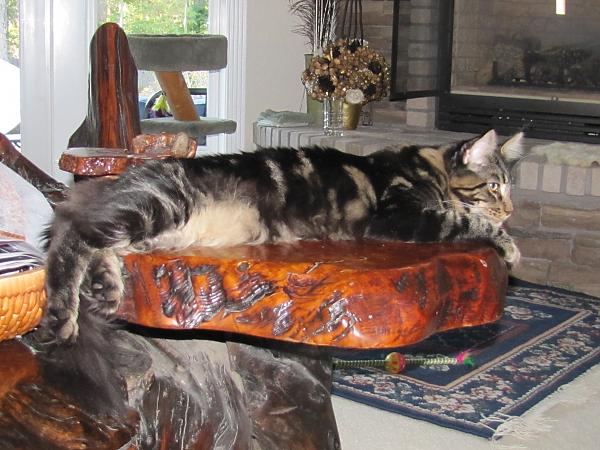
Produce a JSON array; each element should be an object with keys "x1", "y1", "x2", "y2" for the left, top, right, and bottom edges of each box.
[{"x1": 119, "y1": 239, "x2": 507, "y2": 349}]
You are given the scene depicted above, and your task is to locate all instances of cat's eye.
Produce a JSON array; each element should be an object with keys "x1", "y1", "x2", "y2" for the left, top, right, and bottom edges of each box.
[{"x1": 488, "y1": 182, "x2": 500, "y2": 193}]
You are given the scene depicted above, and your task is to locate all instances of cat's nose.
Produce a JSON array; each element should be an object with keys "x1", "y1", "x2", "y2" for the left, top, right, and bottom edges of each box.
[{"x1": 504, "y1": 200, "x2": 513, "y2": 214}]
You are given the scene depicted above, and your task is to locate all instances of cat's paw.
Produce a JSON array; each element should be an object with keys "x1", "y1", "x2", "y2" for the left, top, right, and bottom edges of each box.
[
  {"x1": 88, "y1": 252, "x2": 124, "y2": 316},
  {"x1": 493, "y1": 230, "x2": 520, "y2": 268},
  {"x1": 37, "y1": 299, "x2": 79, "y2": 345}
]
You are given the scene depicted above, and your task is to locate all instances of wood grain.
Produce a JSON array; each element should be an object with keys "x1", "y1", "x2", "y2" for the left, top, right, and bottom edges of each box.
[
  {"x1": 0, "y1": 132, "x2": 68, "y2": 206},
  {"x1": 118, "y1": 239, "x2": 508, "y2": 349},
  {"x1": 68, "y1": 22, "x2": 141, "y2": 151},
  {"x1": 0, "y1": 341, "x2": 136, "y2": 449}
]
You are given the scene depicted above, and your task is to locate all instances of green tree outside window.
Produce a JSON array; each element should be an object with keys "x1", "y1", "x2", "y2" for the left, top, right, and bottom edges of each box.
[
  {"x1": 101, "y1": 0, "x2": 210, "y2": 96},
  {"x1": 103, "y1": 0, "x2": 208, "y2": 35}
]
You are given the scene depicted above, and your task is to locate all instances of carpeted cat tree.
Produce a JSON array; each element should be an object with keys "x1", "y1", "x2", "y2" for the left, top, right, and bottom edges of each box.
[
  {"x1": 127, "y1": 33, "x2": 236, "y2": 140},
  {"x1": 61, "y1": 23, "x2": 236, "y2": 177}
]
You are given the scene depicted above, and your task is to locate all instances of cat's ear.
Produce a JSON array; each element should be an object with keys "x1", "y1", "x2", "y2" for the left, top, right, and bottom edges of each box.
[
  {"x1": 461, "y1": 130, "x2": 497, "y2": 168},
  {"x1": 500, "y1": 132, "x2": 525, "y2": 163}
]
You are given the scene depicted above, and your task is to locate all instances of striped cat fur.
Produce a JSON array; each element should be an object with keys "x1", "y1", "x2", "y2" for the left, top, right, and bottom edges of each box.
[{"x1": 42, "y1": 129, "x2": 525, "y2": 343}]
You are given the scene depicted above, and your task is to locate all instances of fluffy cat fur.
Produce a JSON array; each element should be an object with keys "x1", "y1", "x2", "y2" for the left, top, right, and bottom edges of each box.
[{"x1": 42, "y1": 129, "x2": 525, "y2": 344}]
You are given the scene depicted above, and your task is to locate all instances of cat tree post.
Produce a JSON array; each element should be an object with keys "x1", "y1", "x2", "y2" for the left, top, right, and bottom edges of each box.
[{"x1": 154, "y1": 71, "x2": 199, "y2": 121}]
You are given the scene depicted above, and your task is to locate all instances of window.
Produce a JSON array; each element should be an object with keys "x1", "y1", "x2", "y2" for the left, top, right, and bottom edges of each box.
[
  {"x1": 18, "y1": 0, "x2": 245, "y2": 182},
  {"x1": 0, "y1": 0, "x2": 20, "y2": 145},
  {"x1": 99, "y1": 0, "x2": 209, "y2": 120}
]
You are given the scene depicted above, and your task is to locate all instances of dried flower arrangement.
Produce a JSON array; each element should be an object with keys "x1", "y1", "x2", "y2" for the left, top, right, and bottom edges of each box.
[{"x1": 301, "y1": 39, "x2": 390, "y2": 104}]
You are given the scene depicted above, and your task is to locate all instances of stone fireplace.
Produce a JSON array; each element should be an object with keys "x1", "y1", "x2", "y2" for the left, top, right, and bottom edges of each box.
[
  {"x1": 364, "y1": 0, "x2": 600, "y2": 142},
  {"x1": 256, "y1": 1, "x2": 599, "y2": 297}
]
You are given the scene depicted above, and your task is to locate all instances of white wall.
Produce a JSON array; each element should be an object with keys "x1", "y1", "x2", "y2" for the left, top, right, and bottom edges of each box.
[
  {"x1": 20, "y1": 0, "x2": 97, "y2": 184},
  {"x1": 243, "y1": 0, "x2": 308, "y2": 149}
]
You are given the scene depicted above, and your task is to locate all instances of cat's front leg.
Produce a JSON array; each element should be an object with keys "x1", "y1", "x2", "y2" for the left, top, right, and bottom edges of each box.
[
  {"x1": 365, "y1": 208, "x2": 520, "y2": 267},
  {"x1": 426, "y1": 209, "x2": 520, "y2": 267},
  {"x1": 486, "y1": 225, "x2": 520, "y2": 267},
  {"x1": 41, "y1": 227, "x2": 95, "y2": 344}
]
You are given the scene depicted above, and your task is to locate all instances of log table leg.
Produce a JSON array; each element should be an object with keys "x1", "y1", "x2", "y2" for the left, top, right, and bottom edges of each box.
[
  {"x1": 0, "y1": 333, "x2": 340, "y2": 449},
  {"x1": 124, "y1": 335, "x2": 340, "y2": 450},
  {"x1": 228, "y1": 342, "x2": 341, "y2": 450},
  {"x1": 0, "y1": 340, "x2": 137, "y2": 450}
]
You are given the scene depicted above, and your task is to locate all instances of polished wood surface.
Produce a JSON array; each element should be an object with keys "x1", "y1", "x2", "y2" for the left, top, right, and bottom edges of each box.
[
  {"x1": 0, "y1": 340, "x2": 137, "y2": 449},
  {"x1": 118, "y1": 239, "x2": 508, "y2": 349},
  {"x1": 59, "y1": 132, "x2": 197, "y2": 176},
  {"x1": 59, "y1": 147, "x2": 156, "y2": 177},
  {"x1": 68, "y1": 22, "x2": 141, "y2": 151}
]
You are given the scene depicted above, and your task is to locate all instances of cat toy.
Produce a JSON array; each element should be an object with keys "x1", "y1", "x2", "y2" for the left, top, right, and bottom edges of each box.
[{"x1": 333, "y1": 351, "x2": 475, "y2": 374}]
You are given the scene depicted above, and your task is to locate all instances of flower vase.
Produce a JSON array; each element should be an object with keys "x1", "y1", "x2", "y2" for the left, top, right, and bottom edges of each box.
[
  {"x1": 304, "y1": 54, "x2": 323, "y2": 126},
  {"x1": 343, "y1": 102, "x2": 362, "y2": 130},
  {"x1": 323, "y1": 96, "x2": 344, "y2": 136}
]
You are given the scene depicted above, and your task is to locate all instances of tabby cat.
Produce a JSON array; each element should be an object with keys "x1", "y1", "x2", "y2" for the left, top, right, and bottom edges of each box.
[{"x1": 42, "y1": 129, "x2": 525, "y2": 343}]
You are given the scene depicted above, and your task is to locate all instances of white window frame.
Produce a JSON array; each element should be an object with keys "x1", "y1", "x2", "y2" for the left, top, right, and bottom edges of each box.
[
  {"x1": 206, "y1": 0, "x2": 247, "y2": 154},
  {"x1": 19, "y1": 0, "x2": 98, "y2": 184},
  {"x1": 19, "y1": 0, "x2": 247, "y2": 183}
]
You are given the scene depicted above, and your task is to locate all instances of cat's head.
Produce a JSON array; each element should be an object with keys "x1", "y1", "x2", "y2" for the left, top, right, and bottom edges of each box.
[{"x1": 446, "y1": 130, "x2": 526, "y2": 224}]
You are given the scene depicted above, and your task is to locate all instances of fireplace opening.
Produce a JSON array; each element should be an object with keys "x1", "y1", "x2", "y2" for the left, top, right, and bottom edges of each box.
[
  {"x1": 391, "y1": 0, "x2": 600, "y2": 143},
  {"x1": 451, "y1": 0, "x2": 600, "y2": 102}
]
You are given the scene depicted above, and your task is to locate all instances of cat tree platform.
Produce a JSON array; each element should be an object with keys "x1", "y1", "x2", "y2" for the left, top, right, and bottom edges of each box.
[
  {"x1": 140, "y1": 116, "x2": 236, "y2": 138},
  {"x1": 127, "y1": 34, "x2": 228, "y2": 72}
]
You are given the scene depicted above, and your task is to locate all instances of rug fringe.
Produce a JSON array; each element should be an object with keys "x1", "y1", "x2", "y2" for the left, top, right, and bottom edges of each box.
[
  {"x1": 484, "y1": 364, "x2": 600, "y2": 445},
  {"x1": 482, "y1": 412, "x2": 555, "y2": 441}
]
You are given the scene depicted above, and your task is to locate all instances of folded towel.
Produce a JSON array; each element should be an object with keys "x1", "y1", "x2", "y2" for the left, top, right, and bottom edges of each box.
[{"x1": 257, "y1": 109, "x2": 310, "y2": 127}]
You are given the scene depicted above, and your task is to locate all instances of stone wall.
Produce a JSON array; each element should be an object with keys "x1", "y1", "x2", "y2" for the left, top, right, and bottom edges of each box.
[
  {"x1": 358, "y1": 0, "x2": 441, "y2": 127},
  {"x1": 508, "y1": 146, "x2": 600, "y2": 298}
]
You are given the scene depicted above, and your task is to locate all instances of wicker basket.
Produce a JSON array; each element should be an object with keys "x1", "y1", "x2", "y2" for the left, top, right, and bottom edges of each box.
[{"x1": 0, "y1": 267, "x2": 46, "y2": 341}]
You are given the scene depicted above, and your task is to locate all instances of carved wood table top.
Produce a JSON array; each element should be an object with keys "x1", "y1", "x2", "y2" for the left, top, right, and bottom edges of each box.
[{"x1": 118, "y1": 239, "x2": 508, "y2": 349}]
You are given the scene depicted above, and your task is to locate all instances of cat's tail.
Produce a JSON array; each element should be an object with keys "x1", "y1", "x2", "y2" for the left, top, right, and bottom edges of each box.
[
  {"x1": 25, "y1": 291, "x2": 130, "y2": 419},
  {"x1": 40, "y1": 175, "x2": 127, "y2": 344},
  {"x1": 30, "y1": 218, "x2": 134, "y2": 420}
]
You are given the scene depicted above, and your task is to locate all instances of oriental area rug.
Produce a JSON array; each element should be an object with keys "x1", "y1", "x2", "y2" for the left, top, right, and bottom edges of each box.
[{"x1": 331, "y1": 279, "x2": 600, "y2": 439}]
